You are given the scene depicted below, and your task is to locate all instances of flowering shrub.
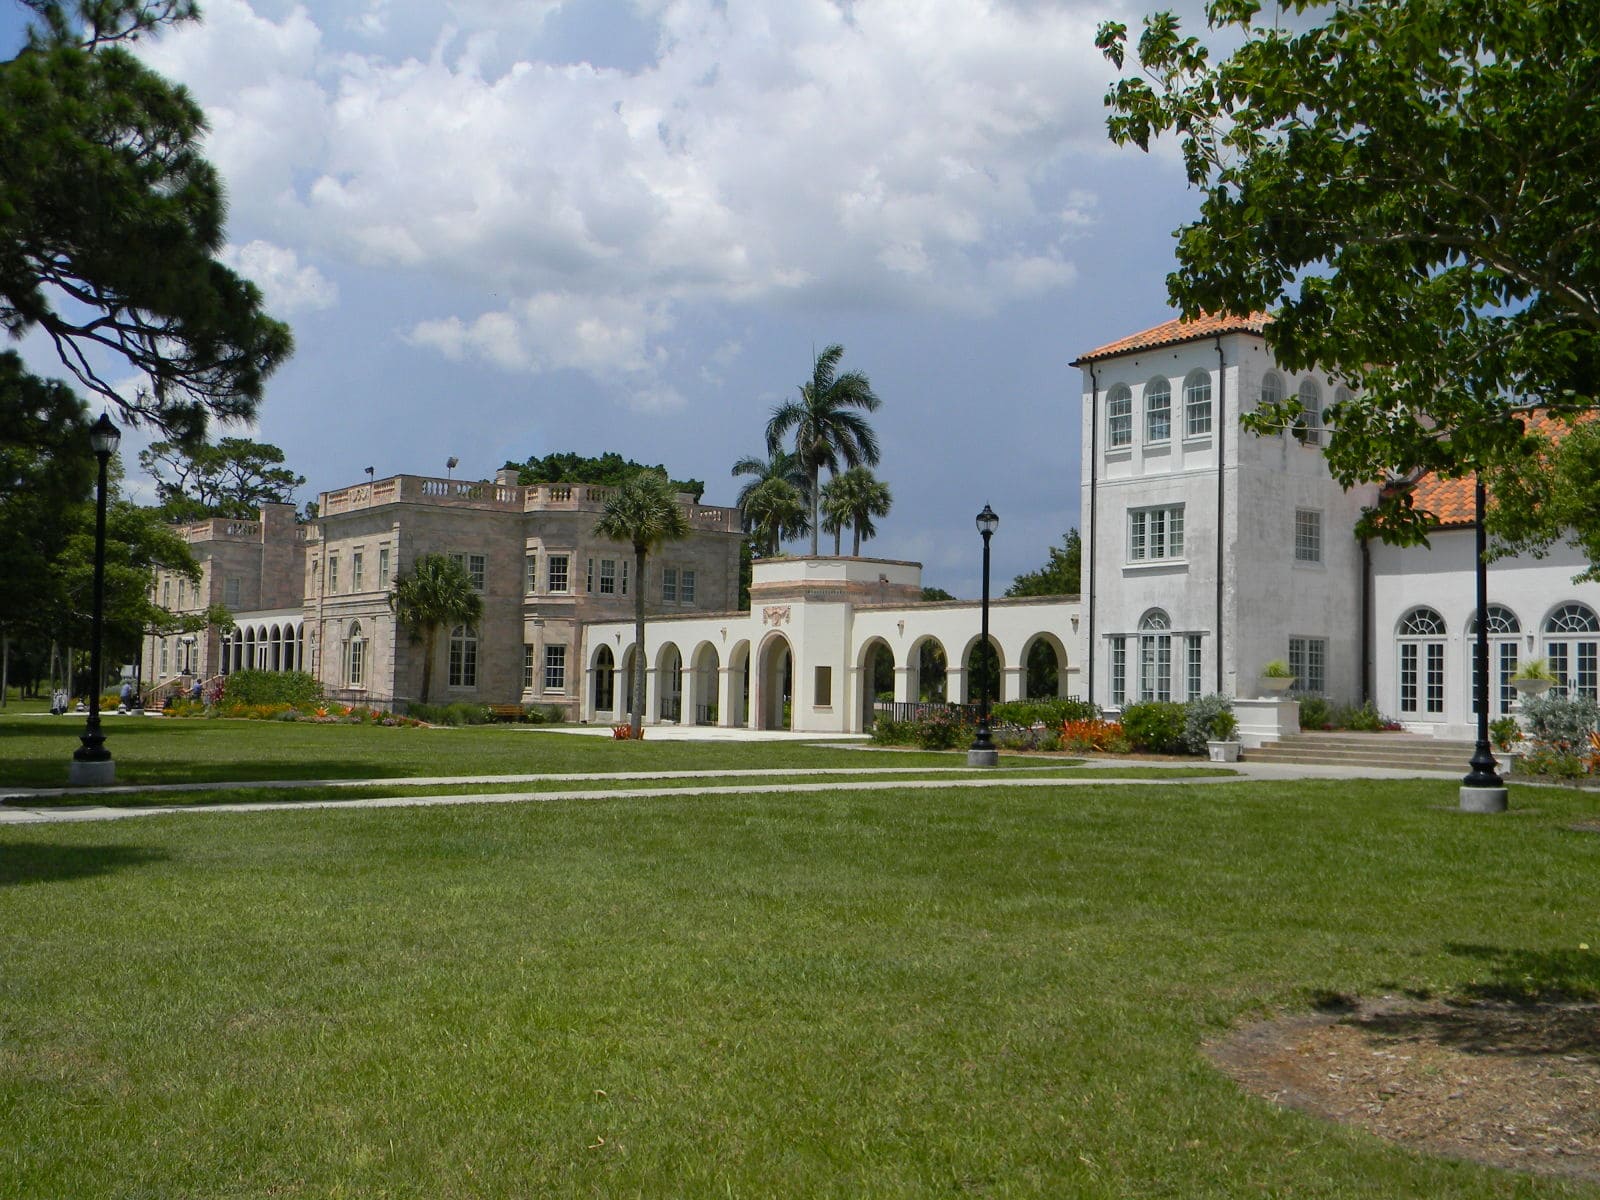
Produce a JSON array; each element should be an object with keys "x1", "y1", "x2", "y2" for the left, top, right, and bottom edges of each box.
[
  {"x1": 612, "y1": 724, "x2": 644, "y2": 739},
  {"x1": 913, "y1": 708, "x2": 973, "y2": 750},
  {"x1": 1061, "y1": 719, "x2": 1127, "y2": 753}
]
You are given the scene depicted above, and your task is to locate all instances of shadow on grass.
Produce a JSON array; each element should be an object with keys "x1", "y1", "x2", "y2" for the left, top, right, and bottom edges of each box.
[
  {"x1": 1446, "y1": 942, "x2": 1600, "y2": 1004},
  {"x1": 0, "y1": 842, "x2": 170, "y2": 887},
  {"x1": 1343, "y1": 1000, "x2": 1599, "y2": 1063}
]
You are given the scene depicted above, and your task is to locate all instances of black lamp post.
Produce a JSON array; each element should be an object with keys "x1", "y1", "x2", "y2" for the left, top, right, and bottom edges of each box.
[
  {"x1": 69, "y1": 412, "x2": 121, "y2": 786},
  {"x1": 1461, "y1": 475, "x2": 1508, "y2": 812},
  {"x1": 968, "y1": 503, "x2": 1000, "y2": 767}
]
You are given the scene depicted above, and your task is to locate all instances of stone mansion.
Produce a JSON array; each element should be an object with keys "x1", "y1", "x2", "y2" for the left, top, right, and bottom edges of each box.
[{"x1": 144, "y1": 312, "x2": 1600, "y2": 740}]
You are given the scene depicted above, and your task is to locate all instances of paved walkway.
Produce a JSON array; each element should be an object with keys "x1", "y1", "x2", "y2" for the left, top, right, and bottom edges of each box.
[{"x1": 0, "y1": 755, "x2": 1498, "y2": 826}]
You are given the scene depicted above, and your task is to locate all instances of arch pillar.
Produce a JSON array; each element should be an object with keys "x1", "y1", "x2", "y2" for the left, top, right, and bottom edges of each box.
[
  {"x1": 1001, "y1": 665, "x2": 1025, "y2": 703},
  {"x1": 894, "y1": 665, "x2": 914, "y2": 704},
  {"x1": 947, "y1": 665, "x2": 966, "y2": 704},
  {"x1": 717, "y1": 667, "x2": 737, "y2": 727}
]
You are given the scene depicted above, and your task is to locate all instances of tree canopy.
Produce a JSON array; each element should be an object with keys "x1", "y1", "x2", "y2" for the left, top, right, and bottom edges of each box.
[
  {"x1": 1005, "y1": 528, "x2": 1081, "y2": 598},
  {"x1": 1097, "y1": 0, "x2": 1600, "y2": 563},
  {"x1": 389, "y1": 554, "x2": 483, "y2": 705},
  {"x1": 1, "y1": 0, "x2": 293, "y2": 443},
  {"x1": 820, "y1": 466, "x2": 892, "y2": 557},
  {"x1": 765, "y1": 344, "x2": 882, "y2": 556},
  {"x1": 506, "y1": 451, "x2": 704, "y2": 502},
  {"x1": 139, "y1": 436, "x2": 305, "y2": 521}
]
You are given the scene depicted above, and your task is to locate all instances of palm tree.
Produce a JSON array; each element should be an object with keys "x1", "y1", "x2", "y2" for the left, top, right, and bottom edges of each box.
[
  {"x1": 731, "y1": 447, "x2": 812, "y2": 550},
  {"x1": 595, "y1": 470, "x2": 691, "y2": 738},
  {"x1": 389, "y1": 553, "x2": 483, "y2": 704},
  {"x1": 821, "y1": 466, "x2": 893, "y2": 556},
  {"x1": 741, "y1": 476, "x2": 809, "y2": 557},
  {"x1": 764, "y1": 344, "x2": 881, "y2": 555}
]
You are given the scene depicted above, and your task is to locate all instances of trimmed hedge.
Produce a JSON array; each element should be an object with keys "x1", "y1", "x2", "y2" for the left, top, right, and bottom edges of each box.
[
  {"x1": 221, "y1": 670, "x2": 322, "y2": 708},
  {"x1": 991, "y1": 698, "x2": 1100, "y2": 727}
]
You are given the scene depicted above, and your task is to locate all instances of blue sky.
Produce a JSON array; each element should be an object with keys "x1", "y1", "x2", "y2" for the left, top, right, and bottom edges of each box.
[{"x1": 7, "y1": 0, "x2": 1215, "y2": 596}]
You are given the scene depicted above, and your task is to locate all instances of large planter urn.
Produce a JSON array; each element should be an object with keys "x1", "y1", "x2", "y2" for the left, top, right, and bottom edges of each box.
[
  {"x1": 1511, "y1": 677, "x2": 1552, "y2": 700},
  {"x1": 1258, "y1": 676, "x2": 1295, "y2": 698},
  {"x1": 1207, "y1": 739, "x2": 1242, "y2": 763}
]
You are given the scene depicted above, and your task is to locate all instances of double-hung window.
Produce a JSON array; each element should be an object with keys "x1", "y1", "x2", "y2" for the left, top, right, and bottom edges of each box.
[
  {"x1": 352, "y1": 551, "x2": 365, "y2": 591},
  {"x1": 1183, "y1": 372, "x2": 1212, "y2": 437},
  {"x1": 378, "y1": 547, "x2": 391, "y2": 586},
  {"x1": 1145, "y1": 379, "x2": 1171, "y2": 443},
  {"x1": 1106, "y1": 385, "x2": 1133, "y2": 448},
  {"x1": 1288, "y1": 637, "x2": 1326, "y2": 695},
  {"x1": 328, "y1": 555, "x2": 339, "y2": 593},
  {"x1": 450, "y1": 553, "x2": 486, "y2": 591},
  {"x1": 1129, "y1": 505, "x2": 1184, "y2": 562},
  {"x1": 1294, "y1": 510, "x2": 1322, "y2": 563},
  {"x1": 547, "y1": 554, "x2": 569, "y2": 593},
  {"x1": 599, "y1": 559, "x2": 617, "y2": 595},
  {"x1": 544, "y1": 645, "x2": 567, "y2": 691},
  {"x1": 662, "y1": 567, "x2": 678, "y2": 603},
  {"x1": 680, "y1": 569, "x2": 696, "y2": 605},
  {"x1": 448, "y1": 625, "x2": 478, "y2": 688}
]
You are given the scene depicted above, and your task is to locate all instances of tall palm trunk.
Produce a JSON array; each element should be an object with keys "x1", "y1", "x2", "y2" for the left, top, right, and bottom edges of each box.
[
  {"x1": 852, "y1": 523, "x2": 862, "y2": 556},
  {"x1": 631, "y1": 543, "x2": 647, "y2": 737},
  {"x1": 808, "y1": 465, "x2": 820, "y2": 555},
  {"x1": 420, "y1": 625, "x2": 437, "y2": 703}
]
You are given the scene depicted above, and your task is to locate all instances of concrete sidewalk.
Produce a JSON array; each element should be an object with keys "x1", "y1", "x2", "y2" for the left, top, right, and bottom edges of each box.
[{"x1": 0, "y1": 755, "x2": 1505, "y2": 826}]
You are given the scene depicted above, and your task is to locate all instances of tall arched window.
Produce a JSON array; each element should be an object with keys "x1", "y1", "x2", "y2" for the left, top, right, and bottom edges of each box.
[
  {"x1": 1183, "y1": 370, "x2": 1212, "y2": 437},
  {"x1": 347, "y1": 621, "x2": 367, "y2": 689},
  {"x1": 1297, "y1": 380, "x2": 1324, "y2": 445},
  {"x1": 1259, "y1": 371, "x2": 1285, "y2": 435},
  {"x1": 1544, "y1": 603, "x2": 1599, "y2": 699},
  {"x1": 1467, "y1": 605, "x2": 1520, "y2": 715},
  {"x1": 593, "y1": 645, "x2": 615, "y2": 713},
  {"x1": 1106, "y1": 384, "x2": 1132, "y2": 449},
  {"x1": 1138, "y1": 609, "x2": 1172, "y2": 702},
  {"x1": 1145, "y1": 378, "x2": 1171, "y2": 443},
  {"x1": 448, "y1": 625, "x2": 479, "y2": 688},
  {"x1": 1397, "y1": 607, "x2": 1446, "y2": 715}
]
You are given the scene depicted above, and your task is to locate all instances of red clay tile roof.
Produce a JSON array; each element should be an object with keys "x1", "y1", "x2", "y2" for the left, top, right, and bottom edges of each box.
[
  {"x1": 1406, "y1": 411, "x2": 1581, "y2": 529},
  {"x1": 1071, "y1": 311, "x2": 1271, "y2": 364}
]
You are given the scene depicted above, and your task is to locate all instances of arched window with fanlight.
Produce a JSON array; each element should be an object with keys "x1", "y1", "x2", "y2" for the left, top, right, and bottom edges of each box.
[
  {"x1": 1138, "y1": 609, "x2": 1173, "y2": 702},
  {"x1": 346, "y1": 620, "x2": 367, "y2": 689},
  {"x1": 1397, "y1": 607, "x2": 1446, "y2": 715},
  {"x1": 1467, "y1": 605, "x2": 1520, "y2": 715},
  {"x1": 1145, "y1": 378, "x2": 1172, "y2": 443},
  {"x1": 1183, "y1": 370, "x2": 1212, "y2": 437},
  {"x1": 1258, "y1": 371, "x2": 1285, "y2": 436},
  {"x1": 1544, "y1": 603, "x2": 1599, "y2": 699},
  {"x1": 1106, "y1": 383, "x2": 1133, "y2": 449}
]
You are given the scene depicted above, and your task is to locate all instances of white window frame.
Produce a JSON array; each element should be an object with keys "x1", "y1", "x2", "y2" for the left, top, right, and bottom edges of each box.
[
  {"x1": 1106, "y1": 384, "x2": 1133, "y2": 449},
  {"x1": 1288, "y1": 637, "x2": 1326, "y2": 695},
  {"x1": 523, "y1": 644, "x2": 535, "y2": 690},
  {"x1": 1297, "y1": 380, "x2": 1324, "y2": 446},
  {"x1": 1145, "y1": 378, "x2": 1172, "y2": 443},
  {"x1": 544, "y1": 644, "x2": 567, "y2": 692},
  {"x1": 448, "y1": 625, "x2": 479, "y2": 688},
  {"x1": 1294, "y1": 509, "x2": 1322, "y2": 564},
  {"x1": 681, "y1": 569, "x2": 696, "y2": 605},
  {"x1": 1183, "y1": 371, "x2": 1212, "y2": 438},
  {"x1": 524, "y1": 553, "x2": 537, "y2": 595},
  {"x1": 328, "y1": 555, "x2": 339, "y2": 594},
  {"x1": 662, "y1": 567, "x2": 678, "y2": 603},
  {"x1": 352, "y1": 550, "x2": 365, "y2": 591},
  {"x1": 599, "y1": 559, "x2": 616, "y2": 595},
  {"x1": 1128, "y1": 505, "x2": 1185, "y2": 563},
  {"x1": 546, "y1": 554, "x2": 569, "y2": 594},
  {"x1": 347, "y1": 621, "x2": 367, "y2": 689},
  {"x1": 378, "y1": 547, "x2": 391, "y2": 587}
]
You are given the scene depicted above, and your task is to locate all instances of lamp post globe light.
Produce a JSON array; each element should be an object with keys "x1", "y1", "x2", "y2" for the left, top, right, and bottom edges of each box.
[
  {"x1": 968, "y1": 503, "x2": 1000, "y2": 767},
  {"x1": 1461, "y1": 476, "x2": 1508, "y2": 812},
  {"x1": 69, "y1": 412, "x2": 122, "y2": 786}
]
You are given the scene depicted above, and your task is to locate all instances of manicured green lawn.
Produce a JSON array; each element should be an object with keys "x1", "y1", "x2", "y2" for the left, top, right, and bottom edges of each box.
[{"x1": 3, "y1": 776, "x2": 1598, "y2": 1197}]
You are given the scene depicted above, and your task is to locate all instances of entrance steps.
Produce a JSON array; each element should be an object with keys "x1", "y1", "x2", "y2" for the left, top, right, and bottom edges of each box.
[{"x1": 1246, "y1": 731, "x2": 1481, "y2": 772}]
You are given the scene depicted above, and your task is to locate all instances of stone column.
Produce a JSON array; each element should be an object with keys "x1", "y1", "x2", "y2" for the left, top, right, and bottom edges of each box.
[
  {"x1": 894, "y1": 665, "x2": 914, "y2": 704},
  {"x1": 1001, "y1": 665, "x2": 1025, "y2": 703}
]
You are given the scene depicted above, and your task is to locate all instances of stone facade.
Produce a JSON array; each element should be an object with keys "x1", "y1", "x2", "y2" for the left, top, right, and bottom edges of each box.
[{"x1": 307, "y1": 470, "x2": 744, "y2": 717}]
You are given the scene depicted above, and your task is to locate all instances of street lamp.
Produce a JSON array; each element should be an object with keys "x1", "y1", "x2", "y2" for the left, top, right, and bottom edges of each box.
[
  {"x1": 1461, "y1": 476, "x2": 1508, "y2": 812},
  {"x1": 69, "y1": 412, "x2": 121, "y2": 786},
  {"x1": 968, "y1": 503, "x2": 1000, "y2": 767}
]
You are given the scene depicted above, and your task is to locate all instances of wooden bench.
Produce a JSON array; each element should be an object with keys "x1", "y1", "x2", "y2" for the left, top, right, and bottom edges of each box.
[{"x1": 488, "y1": 704, "x2": 525, "y2": 722}]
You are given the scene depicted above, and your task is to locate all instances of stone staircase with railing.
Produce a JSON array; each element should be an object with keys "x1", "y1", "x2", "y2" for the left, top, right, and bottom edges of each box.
[{"x1": 1244, "y1": 731, "x2": 1486, "y2": 772}]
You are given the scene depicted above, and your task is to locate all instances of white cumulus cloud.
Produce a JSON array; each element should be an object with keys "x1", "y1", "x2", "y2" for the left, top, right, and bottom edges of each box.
[{"x1": 221, "y1": 241, "x2": 340, "y2": 314}]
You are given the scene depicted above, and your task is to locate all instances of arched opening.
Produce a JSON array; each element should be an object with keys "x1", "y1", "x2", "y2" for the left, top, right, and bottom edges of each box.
[
  {"x1": 1138, "y1": 609, "x2": 1173, "y2": 702},
  {"x1": 1543, "y1": 602, "x2": 1599, "y2": 700},
  {"x1": 1023, "y1": 635, "x2": 1067, "y2": 698},
  {"x1": 689, "y1": 642, "x2": 719, "y2": 725},
  {"x1": 656, "y1": 643, "x2": 683, "y2": 722},
  {"x1": 620, "y1": 646, "x2": 640, "y2": 719},
  {"x1": 726, "y1": 641, "x2": 751, "y2": 727},
  {"x1": 964, "y1": 636, "x2": 1000, "y2": 706},
  {"x1": 346, "y1": 620, "x2": 366, "y2": 689},
  {"x1": 1467, "y1": 605, "x2": 1520, "y2": 716},
  {"x1": 857, "y1": 638, "x2": 895, "y2": 730},
  {"x1": 913, "y1": 638, "x2": 947, "y2": 701},
  {"x1": 592, "y1": 644, "x2": 616, "y2": 717},
  {"x1": 756, "y1": 634, "x2": 793, "y2": 730},
  {"x1": 1397, "y1": 606, "x2": 1447, "y2": 717}
]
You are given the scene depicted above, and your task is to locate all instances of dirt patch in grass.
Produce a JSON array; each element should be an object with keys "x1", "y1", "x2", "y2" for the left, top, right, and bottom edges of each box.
[{"x1": 1209, "y1": 997, "x2": 1600, "y2": 1183}]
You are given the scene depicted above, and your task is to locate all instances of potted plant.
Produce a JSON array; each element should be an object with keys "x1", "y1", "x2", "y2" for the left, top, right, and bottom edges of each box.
[
  {"x1": 1511, "y1": 657, "x2": 1556, "y2": 700},
  {"x1": 1206, "y1": 710, "x2": 1242, "y2": 762},
  {"x1": 1259, "y1": 659, "x2": 1296, "y2": 696},
  {"x1": 1489, "y1": 714, "x2": 1522, "y2": 771}
]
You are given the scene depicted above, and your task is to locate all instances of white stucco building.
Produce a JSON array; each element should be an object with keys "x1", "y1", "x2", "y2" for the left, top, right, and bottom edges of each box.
[{"x1": 1073, "y1": 312, "x2": 1600, "y2": 739}]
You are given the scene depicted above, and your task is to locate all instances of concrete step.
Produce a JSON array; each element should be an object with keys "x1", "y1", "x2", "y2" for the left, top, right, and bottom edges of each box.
[{"x1": 1247, "y1": 733, "x2": 1484, "y2": 771}]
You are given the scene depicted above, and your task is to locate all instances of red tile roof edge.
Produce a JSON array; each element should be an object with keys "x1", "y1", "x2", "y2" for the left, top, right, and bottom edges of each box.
[{"x1": 1071, "y1": 311, "x2": 1272, "y2": 365}]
